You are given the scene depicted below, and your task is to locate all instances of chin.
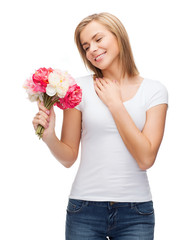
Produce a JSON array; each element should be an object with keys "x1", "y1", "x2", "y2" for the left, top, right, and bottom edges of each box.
[{"x1": 94, "y1": 61, "x2": 110, "y2": 71}]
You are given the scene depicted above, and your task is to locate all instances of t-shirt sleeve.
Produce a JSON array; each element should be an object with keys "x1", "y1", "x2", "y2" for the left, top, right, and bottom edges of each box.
[
  {"x1": 75, "y1": 103, "x2": 81, "y2": 111},
  {"x1": 146, "y1": 81, "x2": 168, "y2": 111},
  {"x1": 74, "y1": 77, "x2": 84, "y2": 112}
]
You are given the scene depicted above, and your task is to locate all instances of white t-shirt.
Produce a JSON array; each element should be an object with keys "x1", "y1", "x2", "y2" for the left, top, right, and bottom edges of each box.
[{"x1": 69, "y1": 75, "x2": 168, "y2": 202}]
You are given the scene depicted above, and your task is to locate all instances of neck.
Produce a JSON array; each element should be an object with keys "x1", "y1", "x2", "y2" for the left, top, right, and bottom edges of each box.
[
  {"x1": 100, "y1": 58, "x2": 139, "y2": 86},
  {"x1": 102, "y1": 68, "x2": 133, "y2": 86},
  {"x1": 102, "y1": 60, "x2": 124, "y2": 82}
]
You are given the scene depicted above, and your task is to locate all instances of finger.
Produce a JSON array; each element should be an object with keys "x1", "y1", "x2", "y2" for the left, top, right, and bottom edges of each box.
[
  {"x1": 94, "y1": 83, "x2": 101, "y2": 95},
  {"x1": 38, "y1": 110, "x2": 50, "y2": 122},
  {"x1": 34, "y1": 111, "x2": 49, "y2": 125},
  {"x1": 98, "y1": 78, "x2": 106, "y2": 86},
  {"x1": 112, "y1": 79, "x2": 119, "y2": 85},
  {"x1": 32, "y1": 117, "x2": 49, "y2": 130},
  {"x1": 38, "y1": 101, "x2": 50, "y2": 115},
  {"x1": 95, "y1": 79, "x2": 104, "y2": 90},
  {"x1": 37, "y1": 113, "x2": 49, "y2": 124},
  {"x1": 102, "y1": 77, "x2": 109, "y2": 84},
  {"x1": 32, "y1": 120, "x2": 42, "y2": 131}
]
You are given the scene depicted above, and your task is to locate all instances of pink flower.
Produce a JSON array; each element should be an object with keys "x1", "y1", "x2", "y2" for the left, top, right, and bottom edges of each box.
[
  {"x1": 23, "y1": 77, "x2": 41, "y2": 92},
  {"x1": 32, "y1": 67, "x2": 53, "y2": 92},
  {"x1": 23, "y1": 77, "x2": 43, "y2": 101},
  {"x1": 55, "y1": 84, "x2": 82, "y2": 109}
]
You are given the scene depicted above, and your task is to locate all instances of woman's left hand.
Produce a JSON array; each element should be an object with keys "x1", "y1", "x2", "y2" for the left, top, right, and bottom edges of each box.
[{"x1": 94, "y1": 77, "x2": 123, "y2": 108}]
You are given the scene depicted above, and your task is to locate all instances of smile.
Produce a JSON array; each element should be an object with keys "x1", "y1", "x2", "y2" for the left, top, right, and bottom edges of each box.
[{"x1": 94, "y1": 52, "x2": 106, "y2": 62}]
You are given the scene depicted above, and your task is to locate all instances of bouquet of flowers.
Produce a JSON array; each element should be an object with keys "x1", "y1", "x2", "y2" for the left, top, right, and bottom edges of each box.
[{"x1": 23, "y1": 67, "x2": 82, "y2": 139}]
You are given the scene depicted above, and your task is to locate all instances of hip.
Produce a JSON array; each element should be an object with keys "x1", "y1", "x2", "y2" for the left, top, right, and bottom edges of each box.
[{"x1": 66, "y1": 198, "x2": 155, "y2": 239}]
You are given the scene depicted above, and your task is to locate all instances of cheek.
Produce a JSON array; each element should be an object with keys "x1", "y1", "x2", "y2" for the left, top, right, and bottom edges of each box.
[
  {"x1": 108, "y1": 37, "x2": 119, "y2": 54},
  {"x1": 86, "y1": 52, "x2": 93, "y2": 63}
]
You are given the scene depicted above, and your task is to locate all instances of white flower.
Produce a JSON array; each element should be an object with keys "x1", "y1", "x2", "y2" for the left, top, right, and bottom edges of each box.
[
  {"x1": 48, "y1": 71, "x2": 62, "y2": 86},
  {"x1": 27, "y1": 90, "x2": 42, "y2": 102},
  {"x1": 28, "y1": 95, "x2": 38, "y2": 102},
  {"x1": 56, "y1": 81, "x2": 69, "y2": 98},
  {"x1": 46, "y1": 84, "x2": 57, "y2": 96}
]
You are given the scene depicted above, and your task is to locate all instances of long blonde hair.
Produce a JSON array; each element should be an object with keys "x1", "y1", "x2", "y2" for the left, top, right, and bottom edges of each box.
[{"x1": 74, "y1": 12, "x2": 139, "y2": 78}]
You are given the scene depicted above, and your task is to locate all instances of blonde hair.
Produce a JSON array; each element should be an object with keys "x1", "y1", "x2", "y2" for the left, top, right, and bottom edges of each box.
[{"x1": 74, "y1": 12, "x2": 139, "y2": 78}]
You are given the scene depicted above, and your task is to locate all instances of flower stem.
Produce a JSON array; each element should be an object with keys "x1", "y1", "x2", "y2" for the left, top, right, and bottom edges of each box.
[{"x1": 35, "y1": 93, "x2": 59, "y2": 139}]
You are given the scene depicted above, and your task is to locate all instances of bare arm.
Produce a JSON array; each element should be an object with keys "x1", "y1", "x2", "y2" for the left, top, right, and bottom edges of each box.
[
  {"x1": 108, "y1": 102, "x2": 168, "y2": 170},
  {"x1": 33, "y1": 102, "x2": 82, "y2": 168}
]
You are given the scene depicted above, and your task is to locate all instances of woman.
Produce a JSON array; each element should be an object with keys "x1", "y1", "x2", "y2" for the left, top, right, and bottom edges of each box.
[{"x1": 33, "y1": 12, "x2": 168, "y2": 240}]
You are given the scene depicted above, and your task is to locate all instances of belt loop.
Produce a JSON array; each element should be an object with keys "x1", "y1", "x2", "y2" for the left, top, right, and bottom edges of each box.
[{"x1": 130, "y1": 202, "x2": 135, "y2": 209}]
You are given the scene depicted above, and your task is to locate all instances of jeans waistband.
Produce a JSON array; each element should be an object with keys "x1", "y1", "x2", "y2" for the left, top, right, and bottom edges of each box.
[{"x1": 69, "y1": 198, "x2": 152, "y2": 209}]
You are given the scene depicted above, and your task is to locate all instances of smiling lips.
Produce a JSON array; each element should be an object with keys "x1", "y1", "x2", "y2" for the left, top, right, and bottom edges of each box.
[{"x1": 94, "y1": 52, "x2": 106, "y2": 62}]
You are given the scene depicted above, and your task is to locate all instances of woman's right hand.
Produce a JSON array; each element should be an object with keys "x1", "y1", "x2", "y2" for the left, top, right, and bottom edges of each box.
[{"x1": 32, "y1": 101, "x2": 56, "y2": 142}]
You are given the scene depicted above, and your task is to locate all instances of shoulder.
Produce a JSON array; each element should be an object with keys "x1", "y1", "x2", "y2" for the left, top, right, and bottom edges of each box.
[
  {"x1": 75, "y1": 74, "x2": 93, "y2": 87},
  {"x1": 143, "y1": 78, "x2": 168, "y2": 110},
  {"x1": 74, "y1": 74, "x2": 93, "y2": 94},
  {"x1": 143, "y1": 78, "x2": 168, "y2": 93},
  {"x1": 73, "y1": 74, "x2": 93, "y2": 112}
]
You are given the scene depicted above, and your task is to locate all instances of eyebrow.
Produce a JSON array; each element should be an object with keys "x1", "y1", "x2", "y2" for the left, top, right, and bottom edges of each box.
[{"x1": 82, "y1": 32, "x2": 102, "y2": 46}]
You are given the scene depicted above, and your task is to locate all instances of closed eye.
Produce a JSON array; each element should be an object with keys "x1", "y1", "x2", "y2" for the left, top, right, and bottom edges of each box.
[
  {"x1": 96, "y1": 37, "x2": 102, "y2": 42},
  {"x1": 83, "y1": 37, "x2": 102, "y2": 51}
]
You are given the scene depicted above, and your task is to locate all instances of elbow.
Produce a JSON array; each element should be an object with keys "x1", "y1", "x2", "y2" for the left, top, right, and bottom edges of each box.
[
  {"x1": 138, "y1": 156, "x2": 156, "y2": 171},
  {"x1": 63, "y1": 160, "x2": 75, "y2": 168},
  {"x1": 139, "y1": 163, "x2": 153, "y2": 171},
  {"x1": 64, "y1": 162, "x2": 72, "y2": 168},
  {"x1": 63, "y1": 158, "x2": 76, "y2": 168},
  {"x1": 63, "y1": 151, "x2": 78, "y2": 169}
]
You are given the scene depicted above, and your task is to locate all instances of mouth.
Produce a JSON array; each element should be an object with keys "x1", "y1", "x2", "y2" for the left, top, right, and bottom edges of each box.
[{"x1": 94, "y1": 52, "x2": 106, "y2": 62}]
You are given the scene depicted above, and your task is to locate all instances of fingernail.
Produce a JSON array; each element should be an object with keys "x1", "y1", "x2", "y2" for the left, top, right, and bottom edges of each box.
[
  {"x1": 46, "y1": 110, "x2": 50, "y2": 115},
  {"x1": 95, "y1": 78, "x2": 98, "y2": 81}
]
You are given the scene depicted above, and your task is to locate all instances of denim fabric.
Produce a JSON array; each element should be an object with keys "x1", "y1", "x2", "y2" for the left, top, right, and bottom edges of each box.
[{"x1": 66, "y1": 199, "x2": 155, "y2": 239}]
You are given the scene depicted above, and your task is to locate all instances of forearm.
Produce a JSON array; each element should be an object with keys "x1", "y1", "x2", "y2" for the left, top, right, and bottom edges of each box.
[
  {"x1": 108, "y1": 102, "x2": 154, "y2": 170},
  {"x1": 44, "y1": 132, "x2": 76, "y2": 168}
]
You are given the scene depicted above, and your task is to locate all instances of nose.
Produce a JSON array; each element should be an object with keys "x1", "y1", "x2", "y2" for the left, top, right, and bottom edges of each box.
[{"x1": 89, "y1": 42, "x2": 98, "y2": 53}]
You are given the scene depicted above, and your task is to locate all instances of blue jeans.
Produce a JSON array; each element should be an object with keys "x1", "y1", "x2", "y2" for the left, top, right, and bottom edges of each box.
[{"x1": 66, "y1": 199, "x2": 155, "y2": 239}]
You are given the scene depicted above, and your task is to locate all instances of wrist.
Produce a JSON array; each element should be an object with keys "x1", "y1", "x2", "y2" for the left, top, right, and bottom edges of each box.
[
  {"x1": 42, "y1": 130, "x2": 56, "y2": 145},
  {"x1": 108, "y1": 101, "x2": 124, "y2": 112}
]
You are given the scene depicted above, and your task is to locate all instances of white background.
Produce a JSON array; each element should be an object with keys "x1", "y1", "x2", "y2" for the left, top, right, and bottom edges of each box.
[{"x1": 1, "y1": 0, "x2": 190, "y2": 239}]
